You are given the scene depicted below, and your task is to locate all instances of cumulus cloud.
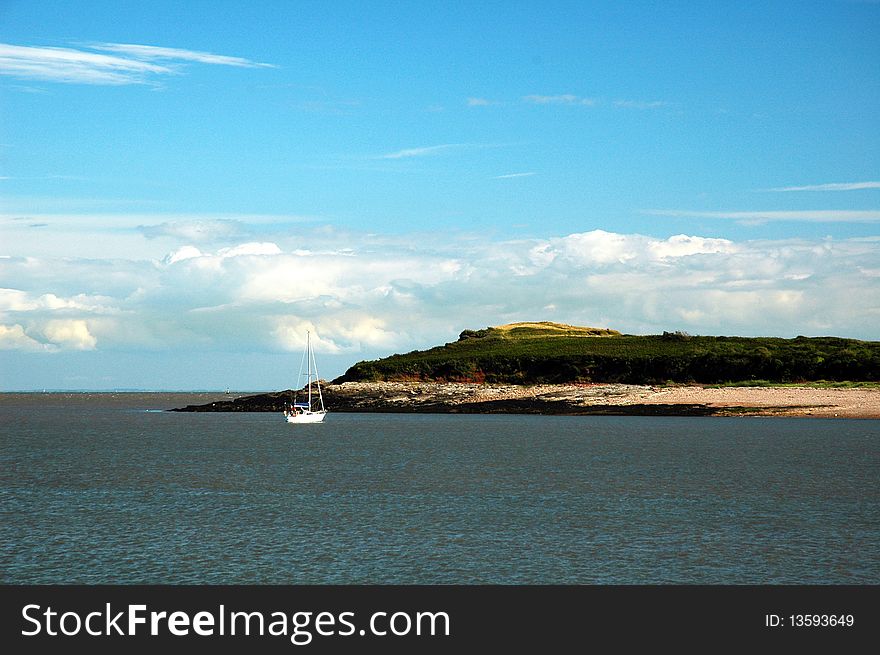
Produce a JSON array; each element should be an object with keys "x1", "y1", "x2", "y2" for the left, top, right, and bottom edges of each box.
[
  {"x1": 140, "y1": 219, "x2": 247, "y2": 241},
  {"x1": 42, "y1": 319, "x2": 97, "y2": 350},
  {"x1": 274, "y1": 315, "x2": 401, "y2": 354},
  {"x1": 1, "y1": 229, "x2": 878, "y2": 365},
  {"x1": 0, "y1": 288, "x2": 117, "y2": 313},
  {"x1": 217, "y1": 242, "x2": 283, "y2": 258},
  {"x1": 531, "y1": 231, "x2": 737, "y2": 268},
  {"x1": 648, "y1": 234, "x2": 738, "y2": 259},
  {"x1": 553, "y1": 230, "x2": 643, "y2": 265},
  {"x1": 0, "y1": 324, "x2": 53, "y2": 351},
  {"x1": 164, "y1": 246, "x2": 203, "y2": 265}
]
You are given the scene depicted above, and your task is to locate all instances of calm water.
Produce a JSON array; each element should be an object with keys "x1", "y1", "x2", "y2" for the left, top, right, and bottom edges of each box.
[{"x1": 1, "y1": 393, "x2": 878, "y2": 584}]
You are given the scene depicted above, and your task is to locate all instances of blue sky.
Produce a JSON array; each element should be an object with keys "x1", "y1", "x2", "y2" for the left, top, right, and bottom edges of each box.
[{"x1": 1, "y1": 1, "x2": 879, "y2": 389}]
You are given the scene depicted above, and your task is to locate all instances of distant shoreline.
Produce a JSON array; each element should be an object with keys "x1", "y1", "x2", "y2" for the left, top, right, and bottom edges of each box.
[{"x1": 170, "y1": 382, "x2": 880, "y2": 419}]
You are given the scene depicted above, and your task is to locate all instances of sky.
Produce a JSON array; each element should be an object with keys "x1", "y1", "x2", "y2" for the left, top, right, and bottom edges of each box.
[{"x1": 1, "y1": 0, "x2": 879, "y2": 390}]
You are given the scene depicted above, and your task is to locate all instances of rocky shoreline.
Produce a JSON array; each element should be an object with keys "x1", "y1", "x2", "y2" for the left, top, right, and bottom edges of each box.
[{"x1": 171, "y1": 381, "x2": 880, "y2": 418}]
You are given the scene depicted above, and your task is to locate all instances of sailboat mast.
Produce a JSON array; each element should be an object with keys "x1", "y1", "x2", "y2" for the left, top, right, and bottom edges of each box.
[
  {"x1": 307, "y1": 331, "x2": 312, "y2": 411},
  {"x1": 312, "y1": 334, "x2": 325, "y2": 411}
]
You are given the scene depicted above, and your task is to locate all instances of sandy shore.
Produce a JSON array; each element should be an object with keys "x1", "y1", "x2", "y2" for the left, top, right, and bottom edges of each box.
[
  {"x1": 638, "y1": 385, "x2": 880, "y2": 418},
  {"x1": 327, "y1": 381, "x2": 880, "y2": 418},
  {"x1": 172, "y1": 381, "x2": 880, "y2": 418}
]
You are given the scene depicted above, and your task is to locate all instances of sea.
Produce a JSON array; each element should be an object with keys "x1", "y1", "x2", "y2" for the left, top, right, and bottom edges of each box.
[{"x1": 1, "y1": 392, "x2": 878, "y2": 585}]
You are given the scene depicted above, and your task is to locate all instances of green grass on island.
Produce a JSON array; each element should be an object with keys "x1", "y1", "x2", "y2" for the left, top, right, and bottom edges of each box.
[{"x1": 337, "y1": 321, "x2": 880, "y2": 385}]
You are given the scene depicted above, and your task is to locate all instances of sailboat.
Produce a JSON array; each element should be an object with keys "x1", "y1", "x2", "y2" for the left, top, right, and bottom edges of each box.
[{"x1": 283, "y1": 330, "x2": 327, "y2": 424}]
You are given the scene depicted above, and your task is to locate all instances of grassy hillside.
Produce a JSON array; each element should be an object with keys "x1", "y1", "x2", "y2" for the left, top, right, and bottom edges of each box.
[{"x1": 337, "y1": 322, "x2": 880, "y2": 385}]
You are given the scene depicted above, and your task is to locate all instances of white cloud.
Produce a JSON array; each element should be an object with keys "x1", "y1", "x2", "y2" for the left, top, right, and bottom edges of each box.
[
  {"x1": 553, "y1": 230, "x2": 642, "y2": 265},
  {"x1": 274, "y1": 318, "x2": 345, "y2": 354},
  {"x1": 613, "y1": 99, "x2": 669, "y2": 109},
  {"x1": 0, "y1": 43, "x2": 172, "y2": 84},
  {"x1": 0, "y1": 288, "x2": 33, "y2": 311},
  {"x1": 89, "y1": 43, "x2": 275, "y2": 68},
  {"x1": 0, "y1": 288, "x2": 117, "y2": 313},
  {"x1": 2, "y1": 229, "x2": 878, "y2": 363},
  {"x1": 42, "y1": 319, "x2": 97, "y2": 350},
  {"x1": 140, "y1": 219, "x2": 246, "y2": 241},
  {"x1": 519, "y1": 231, "x2": 738, "y2": 273},
  {"x1": 0, "y1": 212, "x2": 316, "y2": 261},
  {"x1": 767, "y1": 182, "x2": 880, "y2": 192},
  {"x1": 274, "y1": 315, "x2": 401, "y2": 354},
  {"x1": 0, "y1": 324, "x2": 53, "y2": 351},
  {"x1": 0, "y1": 42, "x2": 274, "y2": 85},
  {"x1": 523, "y1": 94, "x2": 597, "y2": 106},
  {"x1": 378, "y1": 144, "x2": 467, "y2": 159},
  {"x1": 494, "y1": 172, "x2": 536, "y2": 179},
  {"x1": 647, "y1": 234, "x2": 737, "y2": 259},
  {"x1": 217, "y1": 242, "x2": 282, "y2": 258},
  {"x1": 474, "y1": 95, "x2": 670, "y2": 109},
  {"x1": 164, "y1": 246, "x2": 203, "y2": 265},
  {"x1": 645, "y1": 209, "x2": 880, "y2": 223}
]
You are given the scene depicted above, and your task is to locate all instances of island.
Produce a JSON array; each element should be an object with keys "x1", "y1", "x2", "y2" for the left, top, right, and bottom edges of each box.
[{"x1": 172, "y1": 322, "x2": 880, "y2": 418}]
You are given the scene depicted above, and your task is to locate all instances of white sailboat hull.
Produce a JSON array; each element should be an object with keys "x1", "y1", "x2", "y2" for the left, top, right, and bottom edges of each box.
[{"x1": 285, "y1": 410, "x2": 327, "y2": 424}]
